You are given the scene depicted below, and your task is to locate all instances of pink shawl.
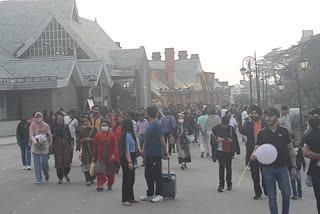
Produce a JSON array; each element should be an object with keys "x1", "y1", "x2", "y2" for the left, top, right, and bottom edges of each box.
[{"x1": 29, "y1": 112, "x2": 51, "y2": 145}]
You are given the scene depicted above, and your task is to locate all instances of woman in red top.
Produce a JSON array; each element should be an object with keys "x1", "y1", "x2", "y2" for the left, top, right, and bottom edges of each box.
[{"x1": 92, "y1": 120, "x2": 120, "y2": 191}]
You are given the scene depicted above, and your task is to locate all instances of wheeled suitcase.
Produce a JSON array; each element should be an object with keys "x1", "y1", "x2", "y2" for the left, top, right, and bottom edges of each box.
[{"x1": 162, "y1": 158, "x2": 177, "y2": 199}]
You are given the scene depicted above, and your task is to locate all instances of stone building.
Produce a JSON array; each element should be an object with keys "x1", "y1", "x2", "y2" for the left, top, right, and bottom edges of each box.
[{"x1": 0, "y1": 0, "x2": 151, "y2": 120}]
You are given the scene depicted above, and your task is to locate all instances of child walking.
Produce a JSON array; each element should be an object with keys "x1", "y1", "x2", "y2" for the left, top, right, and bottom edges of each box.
[{"x1": 289, "y1": 141, "x2": 306, "y2": 200}]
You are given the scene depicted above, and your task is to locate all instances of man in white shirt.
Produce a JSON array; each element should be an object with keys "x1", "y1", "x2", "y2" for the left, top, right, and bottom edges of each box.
[
  {"x1": 64, "y1": 109, "x2": 78, "y2": 162},
  {"x1": 226, "y1": 111, "x2": 238, "y2": 130},
  {"x1": 241, "y1": 106, "x2": 249, "y2": 125},
  {"x1": 241, "y1": 106, "x2": 249, "y2": 143},
  {"x1": 279, "y1": 105, "x2": 292, "y2": 133},
  {"x1": 221, "y1": 105, "x2": 228, "y2": 118}
]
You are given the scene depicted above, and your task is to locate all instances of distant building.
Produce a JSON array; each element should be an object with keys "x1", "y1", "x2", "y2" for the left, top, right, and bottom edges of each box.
[
  {"x1": 149, "y1": 49, "x2": 221, "y2": 106},
  {"x1": 0, "y1": 0, "x2": 151, "y2": 120}
]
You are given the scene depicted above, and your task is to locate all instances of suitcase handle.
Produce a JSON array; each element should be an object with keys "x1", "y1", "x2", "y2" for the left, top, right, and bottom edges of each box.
[{"x1": 167, "y1": 157, "x2": 170, "y2": 175}]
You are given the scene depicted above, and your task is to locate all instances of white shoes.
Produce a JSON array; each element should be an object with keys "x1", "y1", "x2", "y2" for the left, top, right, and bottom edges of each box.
[
  {"x1": 139, "y1": 195, "x2": 155, "y2": 201},
  {"x1": 27, "y1": 166, "x2": 31, "y2": 170},
  {"x1": 139, "y1": 195, "x2": 164, "y2": 203},
  {"x1": 22, "y1": 166, "x2": 27, "y2": 170},
  {"x1": 151, "y1": 195, "x2": 164, "y2": 203}
]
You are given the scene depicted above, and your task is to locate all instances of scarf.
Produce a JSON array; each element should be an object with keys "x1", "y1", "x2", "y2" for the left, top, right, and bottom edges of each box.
[{"x1": 29, "y1": 112, "x2": 50, "y2": 137}]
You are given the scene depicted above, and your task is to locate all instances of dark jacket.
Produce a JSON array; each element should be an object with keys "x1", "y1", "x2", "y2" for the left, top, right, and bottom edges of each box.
[
  {"x1": 16, "y1": 120, "x2": 30, "y2": 144},
  {"x1": 211, "y1": 124, "x2": 240, "y2": 162},
  {"x1": 240, "y1": 118, "x2": 267, "y2": 146}
]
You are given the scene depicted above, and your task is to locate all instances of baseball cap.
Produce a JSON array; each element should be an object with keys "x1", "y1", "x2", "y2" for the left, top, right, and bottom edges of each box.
[{"x1": 264, "y1": 107, "x2": 280, "y2": 118}]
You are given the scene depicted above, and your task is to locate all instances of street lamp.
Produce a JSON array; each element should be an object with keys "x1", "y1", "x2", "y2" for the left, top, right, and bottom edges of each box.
[
  {"x1": 277, "y1": 82, "x2": 285, "y2": 91},
  {"x1": 239, "y1": 66, "x2": 253, "y2": 106},
  {"x1": 241, "y1": 54, "x2": 261, "y2": 106},
  {"x1": 298, "y1": 58, "x2": 309, "y2": 71},
  {"x1": 240, "y1": 67, "x2": 246, "y2": 76},
  {"x1": 296, "y1": 38, "x2": 320, "y2": 130}
]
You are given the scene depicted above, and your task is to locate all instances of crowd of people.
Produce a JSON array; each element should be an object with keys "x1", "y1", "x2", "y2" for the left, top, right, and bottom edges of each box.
[{"x1": 15, "y1": 103, "x2": 320, "y2": 213}]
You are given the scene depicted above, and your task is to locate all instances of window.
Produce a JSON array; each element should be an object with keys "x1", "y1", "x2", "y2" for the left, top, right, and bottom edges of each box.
[
  {"x1": 22, "y1": 19, "x2": 88, "y2": 59},
  {"x1": 118, "y1": 80, "x2": 136, "y2": 98}
]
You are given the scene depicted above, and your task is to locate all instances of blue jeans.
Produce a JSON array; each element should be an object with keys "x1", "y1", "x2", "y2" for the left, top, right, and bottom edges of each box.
[
  {"x1": 262, "y1": 167, "x2": 291, "y2": 214},
  {"x1": 20, "y1": 139, "x2": 31, "y2": 166},
  {"x1": 33, "y1": 153, "x2": 49, "y2": 182},
  {"x1": 290, "y1": 169, "x2": 302, "y2": 198}
]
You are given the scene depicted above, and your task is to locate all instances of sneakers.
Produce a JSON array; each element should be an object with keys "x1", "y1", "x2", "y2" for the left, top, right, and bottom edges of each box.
[
  {"x1": 22, "y1": 166, "x2": 27, "y2": 170},
  {"x1": 206, "y1": 153, "x2": 210, "y2": 158},
  {"x1": 253, "y1": 195, "x2": 262, "y2": 200},
  {"x1": 201, "y1": 152, "x2": 204, "y2": 158},
  {"x1": 86, "y1": 181, "x2": 91, "y2": 186},
  {"x1": 181, "y1": 164, "x2": 185, "y2": 170},
  {"x1": 96, "y1": 186, "x2": 104, "y2": 192},
  {"x1": 139, "y1": 195, "x2": 156, "y2": 201},
  {"x1": 65, "y1": 175, "x2": 70, "y2": 183},
  {"x1": 35, "y1": 181, "x2": 42, "y2": 185},
  {"x1": 58, "y1": 180, "x2": 62, "y2": 184},
  {"x1": 151, "y1": 195, "x2": 164, "y2": 203},
  {"x1": 305, "y1": 177, "x2": 313, "y2": 187},
  {"x1": 217, "y1": 186, "x2": 224, "y2": 192},
  {"x1": 227, "y1": 186, "x2": 232, "y2": 191},
  {"x1": 292, "y1": 196, "x2": 298, "y2": 200},
  {"x1": 27, "y1": 166, "x2": 31, "y2": 170},
  {"x1": 108, "y1": 186, "x2": 112, "y2": 190}
]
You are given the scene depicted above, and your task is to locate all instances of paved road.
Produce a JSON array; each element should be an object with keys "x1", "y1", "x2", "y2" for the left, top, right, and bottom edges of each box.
[{"x1": 0, "y1": 138, "x2": 317, "y2": 214}]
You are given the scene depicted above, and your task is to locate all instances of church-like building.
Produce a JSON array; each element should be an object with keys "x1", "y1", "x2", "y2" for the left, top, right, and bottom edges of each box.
[{"x1": 0, "y1": 0, "x2": 151, "y2": 120}]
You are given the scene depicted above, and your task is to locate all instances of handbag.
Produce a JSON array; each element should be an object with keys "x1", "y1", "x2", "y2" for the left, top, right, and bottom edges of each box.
[
  {"x1": 185, "y1": 134, "x2": 195, "y2": 144},
  {"x1": 89, "y1": 161, "x2": 96, "y2": 176}
]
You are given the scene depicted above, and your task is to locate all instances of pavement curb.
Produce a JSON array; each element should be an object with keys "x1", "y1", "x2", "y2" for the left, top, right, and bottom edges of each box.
[{"x1": 0, "y1": 142, "x2": 17, "y2": 146}]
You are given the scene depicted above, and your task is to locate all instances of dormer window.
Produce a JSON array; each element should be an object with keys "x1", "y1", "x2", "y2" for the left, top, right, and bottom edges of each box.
[{"x1": 21, "y1": 19, "x2": 88, "y2": 59}]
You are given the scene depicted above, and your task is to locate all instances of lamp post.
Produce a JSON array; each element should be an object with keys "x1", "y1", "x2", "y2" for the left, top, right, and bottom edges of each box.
[
  {"x1": 296, "y1": 38, "x2": 320, "y2": 130},
  {"x1": 240, "y1": 54, "x2": 261, "y2": 106},
  {"x1": 240, "y1": 66, "x2": 253, "y2": 106}
]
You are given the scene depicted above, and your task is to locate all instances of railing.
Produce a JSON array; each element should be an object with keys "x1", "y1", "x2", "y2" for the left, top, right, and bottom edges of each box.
[{"x1": 0, "y1": 76, "x2": 59, "y2": 83}]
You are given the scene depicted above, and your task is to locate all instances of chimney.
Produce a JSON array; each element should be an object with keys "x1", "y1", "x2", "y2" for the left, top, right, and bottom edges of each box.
[
  {"x1": 151, "y1": 70, "x2": 157, "y2": 81},
  {"x1": 301, "y1": 30, "x2": 314, "y2": 42},
  {"x1": 178, "y1": 50, "x2": 188, "y2": 60},
  {"x1": 152, "y1": 52, "x2": 161, "y2": 61},
  {"x1": 115, "y1": 42, "x2": 121, "y2": 48},
  {"x1": 191, "y1": 54, "x2": 199, "y2": 59},
  {"x1": 165, "y1": 48, "x2": 176, "y2": 87}
]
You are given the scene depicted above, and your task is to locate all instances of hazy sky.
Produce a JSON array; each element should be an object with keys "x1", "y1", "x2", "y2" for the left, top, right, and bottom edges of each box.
[{"x1": 76, "y1": 0, "x2": 320, "y2": 85}]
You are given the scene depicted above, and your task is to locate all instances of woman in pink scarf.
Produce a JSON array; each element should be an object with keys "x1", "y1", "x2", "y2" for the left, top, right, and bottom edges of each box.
[{"x1": 29, "y1": 112, "x2": 51, "y2": 184}]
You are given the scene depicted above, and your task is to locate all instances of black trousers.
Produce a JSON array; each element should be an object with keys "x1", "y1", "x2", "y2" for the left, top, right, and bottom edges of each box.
[
  {"x1": 250, "y1": 160, "x2": 267, "y2": 196},
  {"x1": 311, "y1": 166, "x2": 320, "y2": 213},
  {"x1": 56, "y1": 167, "x2": 70, "y2": 180},
  {"x1": 145, "y1": 157, "x2": 163, "y2": 196},
  {"x1": 164, "y1": 132, "x2": 174, "y2": 153},
  {"x1": 245, "y1": 143, "x2": 254, "y2": 167},
  {"x1": 217, "y1": 151, "x2": 233, "y2": 188},
  {"x1": 121, "y1": 153, "x2": 136, "y2": 202},
  {"x1": 84, "y1": 172, "x2": 96, "y2": 182}
]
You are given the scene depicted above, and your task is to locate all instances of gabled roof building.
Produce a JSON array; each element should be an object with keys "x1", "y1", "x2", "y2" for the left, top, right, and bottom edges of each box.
[
  {"x1": 149, "y1": 49, "x2": 220, "y2": 106},
  {"x1": 0, "y1": 0, "x2": 151, "y2": 119}
]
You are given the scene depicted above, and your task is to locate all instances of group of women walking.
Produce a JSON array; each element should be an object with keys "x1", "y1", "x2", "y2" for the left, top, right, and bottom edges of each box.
[{"x1": 27, "y1": 111, "x2": 139, "y2": 206}]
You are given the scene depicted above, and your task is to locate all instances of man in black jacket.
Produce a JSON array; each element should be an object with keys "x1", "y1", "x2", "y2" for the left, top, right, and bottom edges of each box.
[
  {"x1": 16, "y1": 116, "x2": 31, "y2": 170},
  {"x1": 240, "y1": 106, "x2": 267, "y2": 199}
]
